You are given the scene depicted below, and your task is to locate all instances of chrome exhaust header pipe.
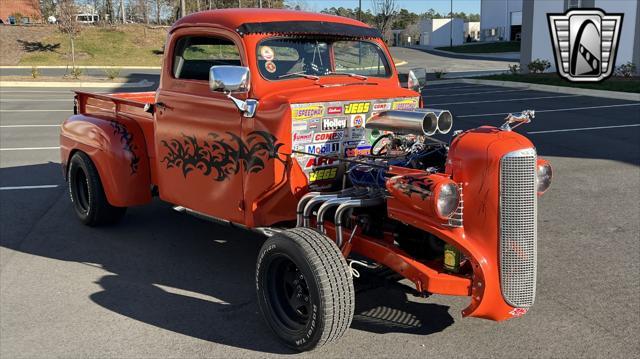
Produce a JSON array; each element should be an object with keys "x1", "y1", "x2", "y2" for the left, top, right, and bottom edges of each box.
[
  {"x1": 316, "y1": 189, "x2": 369, "y2": 233},
  {"x1": 366, "y1": 109, "x2": 453, "y2": 136},
  {"x1": 301, "y1": 188, "x2": 358, "y2": 227},
  {"x1": 334, "y1": 194, "x2": 384, "y2": 248}
]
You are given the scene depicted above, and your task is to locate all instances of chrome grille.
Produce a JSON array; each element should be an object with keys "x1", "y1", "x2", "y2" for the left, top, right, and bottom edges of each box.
[{"x1": 500, "y1": 148, "x2": 537, "y2": 308}]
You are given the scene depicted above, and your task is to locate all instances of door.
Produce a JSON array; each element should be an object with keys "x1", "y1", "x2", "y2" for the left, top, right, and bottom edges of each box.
[{"x1": 155, "y1": 31, "x2": 246, "y2": 223}]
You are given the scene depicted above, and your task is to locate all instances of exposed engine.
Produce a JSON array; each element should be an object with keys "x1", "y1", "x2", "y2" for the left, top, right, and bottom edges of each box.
[{"x1": 296, "y1": 109, "x2": 459, "y2": 263}]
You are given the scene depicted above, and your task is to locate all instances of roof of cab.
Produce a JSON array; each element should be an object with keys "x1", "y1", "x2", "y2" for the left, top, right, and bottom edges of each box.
[{"x1": 170, "y1": 8, "x2": 374, "y2": 33}]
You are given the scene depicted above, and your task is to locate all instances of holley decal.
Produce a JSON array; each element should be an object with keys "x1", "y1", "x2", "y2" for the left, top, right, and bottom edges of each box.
[{"x1": 321, "y1": 117, "x2": 347, "y2": 131}]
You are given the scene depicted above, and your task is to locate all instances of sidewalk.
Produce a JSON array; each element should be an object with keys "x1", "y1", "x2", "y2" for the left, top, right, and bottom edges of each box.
[{"x1": 408, "y1": 45, "x2": 520, "y2": 62}]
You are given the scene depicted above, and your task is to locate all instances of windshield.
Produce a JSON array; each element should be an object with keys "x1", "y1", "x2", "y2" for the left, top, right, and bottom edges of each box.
[{"x1": 257, "y1": 38, "x2": 392, "y2": 80}]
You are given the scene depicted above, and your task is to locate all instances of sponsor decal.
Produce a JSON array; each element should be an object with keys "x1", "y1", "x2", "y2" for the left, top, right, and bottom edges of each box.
[
  {"x1": 345, "y1": 145, "x2": 371, "y2": 157},
  {"x1": 292, "y1": 122, "x2": 307, "y2": 132},
  {"x1": 373, "y1": 102, "x2": 391, "y2": 111},
  {"x1": 392, "y1": 99, "x2": 418, "y2": 110},
  {"x1": 264, "y1": 61, "x2": 276, "y2": 73},
  {"x1": 350, "y1": 114, "x2": 365, "y2": 128},
  {"x1": 313, "y1": 131, "x2": 344, "y2": 143},
  {"x1": 349, "y1": 127, "x2": 365, "y2": 140},
  {"x1": 304, "y1": 157, "x2": 336, "y2": 169},
  {"x1": 509, "y1": 308, "x2": 528, "y2": 317},
  {"x1": 344, "y1": 102, "x2": 371, "y2": 114},
  {"x1": 327, "y1": 106, "x2": 342, "y2": 115},
  {"x1": 306, "y1": 142, "x2": 340, "y2": 155},
  {"x1": 260, "y1": 46, "x2": 275, "y2": 61},
  {"x1": 548, "y1": 8, "x2": 623, "y2": 82},
  {"x1": 309, "y1": 167, "x2": 338, "y2": 182},
  {"x1": 321, "y1": 117, "x2": 347, "y2": 131},
  {"x1": 292, "y1": 105, "x2": 324, "y2": 121},
  {"x1": 293, "y1": 131, "x2": 314, "y2": 143}
]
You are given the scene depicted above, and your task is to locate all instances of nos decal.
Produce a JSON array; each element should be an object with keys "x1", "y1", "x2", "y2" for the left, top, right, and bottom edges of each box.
[{"x1": 161, "y1": 131, "x2": 285, "y2": 181}]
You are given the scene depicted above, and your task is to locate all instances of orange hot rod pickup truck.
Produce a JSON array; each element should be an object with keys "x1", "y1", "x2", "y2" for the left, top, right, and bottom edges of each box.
[{"x1": 60, "y1": 9, "x2": 552, "y2": 351}]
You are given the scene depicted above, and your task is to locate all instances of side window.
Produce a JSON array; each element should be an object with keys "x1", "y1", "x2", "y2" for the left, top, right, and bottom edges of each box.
[{"x1": 172, "y1": 36, "x2": 241, "y2": 81}]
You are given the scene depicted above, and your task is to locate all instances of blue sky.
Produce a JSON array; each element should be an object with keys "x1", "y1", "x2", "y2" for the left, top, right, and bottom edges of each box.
[{"x1": 297, "y1": 0, "x2": 481, "y2": 15}]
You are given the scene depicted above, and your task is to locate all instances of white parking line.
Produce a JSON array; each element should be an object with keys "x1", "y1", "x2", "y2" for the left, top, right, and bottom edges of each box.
[
  {"x1": 426, "y1": 89, "x2": 528, "y2": 98},
  {"x1": 0, "y1": 185, "x2": 59, "y2": 191},
  {"x1": 0, "y1": 125, "x2": 60, "y2": 128},
  {"x1": 425, "y1": 85, "x2": 497, "y2": 92},
  {"x1": 457, "y1": 103, "x2": 640, "y2": 118},
  {"x1": 0, "y1": 110, "x2": 70, "y2": 112},
  {"x1": 0, "y1": 146, "x2": 60, "y2": 151},
  {"x1": 429, "y1": 95, "x2": 580, "y2": 106},
  {"x1": 527, "y1": 124, "x2": 640, "y2": 134},
  {"x1": 0, "y1": 99, "x2": 70, "y2": 102}
]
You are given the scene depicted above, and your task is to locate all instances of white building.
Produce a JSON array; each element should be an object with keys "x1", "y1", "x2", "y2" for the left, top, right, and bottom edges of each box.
[
  {"x1": 464, "y1": 21, "x2": 480, "y2": 41},
  {"x1": 480, "y1": 0, "x2": 522, "y2": 41},
  {"x1": 520, "y1": 0, "x2": 639, "y2": 73},
  {"x1": 419, "y1": 18, "x2": 464, "y2": 47}
]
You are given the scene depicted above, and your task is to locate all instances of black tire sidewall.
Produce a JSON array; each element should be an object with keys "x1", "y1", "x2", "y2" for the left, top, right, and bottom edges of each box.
[
  {"x1": 256, "y1": 236, "x2": 324, "y2": 351},
  {"x1": 68, "y1": 153, "x2": 95, "y2": 224}
]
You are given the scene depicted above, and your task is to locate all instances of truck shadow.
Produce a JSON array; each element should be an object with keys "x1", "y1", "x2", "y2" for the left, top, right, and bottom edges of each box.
[{"x1": 0, "y1": 162, "x2": 454, "y2": 355}]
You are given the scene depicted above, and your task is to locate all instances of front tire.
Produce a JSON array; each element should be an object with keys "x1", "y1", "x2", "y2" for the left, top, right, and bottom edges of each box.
[
  {"x1": 256, "y1": 228, "x2": 354, "y2": 351},
  {"x1": 68, "y1": 152, "x2": 126, "y2": 226}
]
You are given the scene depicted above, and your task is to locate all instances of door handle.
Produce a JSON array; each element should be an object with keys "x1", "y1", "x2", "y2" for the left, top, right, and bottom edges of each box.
[{"x1": 145, "y1": 102, "x2": 166, "y2": 114}]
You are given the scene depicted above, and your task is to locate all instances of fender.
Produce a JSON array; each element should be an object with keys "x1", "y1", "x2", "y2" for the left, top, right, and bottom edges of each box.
[{"x1": 60, "y1": 114, "x2": 152, "y2": 207}]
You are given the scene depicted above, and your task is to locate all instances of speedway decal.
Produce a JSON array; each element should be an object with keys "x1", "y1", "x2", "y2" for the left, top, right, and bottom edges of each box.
[{"x1": 290, "y1": 97, "x2": 419, "y2": 185}]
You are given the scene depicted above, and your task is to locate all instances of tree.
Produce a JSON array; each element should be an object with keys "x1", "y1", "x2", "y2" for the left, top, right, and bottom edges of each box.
[
  {"x1": 39, "y1": 0, "x2": 57, "y2": 19},
  {"x1": 371, "y1": 0, "x2": 398, "y2": 42},
  {"x1": 58, "y1": 0, "x2": 81, "y2": 77}
]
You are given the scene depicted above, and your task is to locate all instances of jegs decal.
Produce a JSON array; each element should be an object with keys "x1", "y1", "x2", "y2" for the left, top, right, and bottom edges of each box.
[{"x1": 344, "y1": 102, "x2": 370, "y2": 114}]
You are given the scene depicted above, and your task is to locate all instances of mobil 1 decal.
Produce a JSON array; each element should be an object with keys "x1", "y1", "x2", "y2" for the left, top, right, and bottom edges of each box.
[{"x1": 290, "y1": 97, "x2": 419, "y2": 185}]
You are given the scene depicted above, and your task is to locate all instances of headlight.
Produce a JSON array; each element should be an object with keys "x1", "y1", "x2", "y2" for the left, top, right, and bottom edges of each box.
[
  {"x1": 436, "y1": 183, "x2": 459, "y2": 218},
  {"x1": 536, "y1": 162, "x2": 552, "y2": 194}
]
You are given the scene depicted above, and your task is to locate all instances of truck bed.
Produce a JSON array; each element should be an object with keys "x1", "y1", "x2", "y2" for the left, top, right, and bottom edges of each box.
[{"x1": 74, "y1": 91, "x2": 157, "y2": 158}]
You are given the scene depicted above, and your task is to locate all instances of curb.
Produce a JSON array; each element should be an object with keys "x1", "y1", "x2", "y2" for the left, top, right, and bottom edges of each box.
[
  {"x1": 449, "y1": 78, "x2": 640, "y2": 101},
  {"x1": 0, "y1": 79, "x2": 155, "y2": 88},
  {"x1": 0, "y1": 66, "x2": 162, "y2": 69}
]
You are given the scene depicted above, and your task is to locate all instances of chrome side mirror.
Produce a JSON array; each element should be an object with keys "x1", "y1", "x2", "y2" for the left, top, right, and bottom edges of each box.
[
  {"x1": 209, "y1": 65, "x2": 250, "y2": 93},
  {"x1": 209, "y1": 65, "x2": 257, "y2": 117},
  {"x1": 407, "y1": 68, "x2": 427, "y2": 92}
]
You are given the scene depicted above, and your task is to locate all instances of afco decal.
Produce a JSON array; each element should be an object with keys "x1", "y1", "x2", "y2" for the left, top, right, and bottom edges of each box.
[
  {"x1": 292, "y1": 105, "x2": 324, "y2": 120},
  {"x1": 392, "y1": 99, "x2": 418, "y2": 110},
  {"x1": 344, "y1": 102, "x2": 370, "y2": 114},
  {"x1": 304, "y1": 157, "x2": 336, "y2": 169}
]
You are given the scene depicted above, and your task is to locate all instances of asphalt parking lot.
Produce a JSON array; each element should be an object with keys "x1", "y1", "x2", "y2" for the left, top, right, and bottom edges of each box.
[{"x1": 1, "y1": 82, "x2": 639, "y2": 358}]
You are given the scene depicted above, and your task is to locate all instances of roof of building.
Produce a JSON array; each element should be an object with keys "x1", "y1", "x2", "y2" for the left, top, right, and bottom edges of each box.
[
  {"x1": 0, "y1": 0, "x2": 42, "y2": 22},
  {"x1": 170, "y1": 9, "x2": 380, "y2": 37}
]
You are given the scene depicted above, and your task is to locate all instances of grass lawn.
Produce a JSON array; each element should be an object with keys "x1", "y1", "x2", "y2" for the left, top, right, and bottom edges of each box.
[
  {"x1": 19, "y1": 25, "x2": 167, "y2": 66},
  {"x1": 478, "y1": 73, "x2": 640, "y2": 93},
  {"x1": 436, "y1": 41, "x2": 520, "y2": 53}
]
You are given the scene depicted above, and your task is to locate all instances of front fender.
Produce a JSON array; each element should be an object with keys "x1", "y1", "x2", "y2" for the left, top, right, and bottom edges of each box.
[{"x1": 60, "y1": 114, "x2": 151, "y2": 207}]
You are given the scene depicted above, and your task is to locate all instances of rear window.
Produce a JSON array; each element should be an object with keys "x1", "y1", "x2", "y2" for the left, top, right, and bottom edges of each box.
[{"x1": 173, "y1": 36, "x2": 241, "y2": 81}]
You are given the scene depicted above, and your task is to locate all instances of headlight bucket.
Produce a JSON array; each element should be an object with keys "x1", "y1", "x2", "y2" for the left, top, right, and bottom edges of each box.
[
  {"x1": 536, "y1": 159, "x2": 552, "y2": 194},
  {"x1": 435, "y1": 182, "x2": 460, "y2": 218}
]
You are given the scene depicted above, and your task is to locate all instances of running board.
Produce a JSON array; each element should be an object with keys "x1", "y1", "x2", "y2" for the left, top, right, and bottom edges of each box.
[{"x1": 172, "y1": 206, "x2": 282, "y2": 237}]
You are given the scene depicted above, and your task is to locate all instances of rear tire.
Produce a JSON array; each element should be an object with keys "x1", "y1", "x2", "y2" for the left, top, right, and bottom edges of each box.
[
  {"x1": 256, "y1": 228, "x2": 354, "y2": 351},
  {"x1": 68, "y1": 152, "x2": 126, "y2": 226}
]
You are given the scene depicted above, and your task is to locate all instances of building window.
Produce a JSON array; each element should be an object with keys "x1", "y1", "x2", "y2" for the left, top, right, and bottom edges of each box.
[{"x1": 567, "y1": 0, "x2": 581, "y2": 9}]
